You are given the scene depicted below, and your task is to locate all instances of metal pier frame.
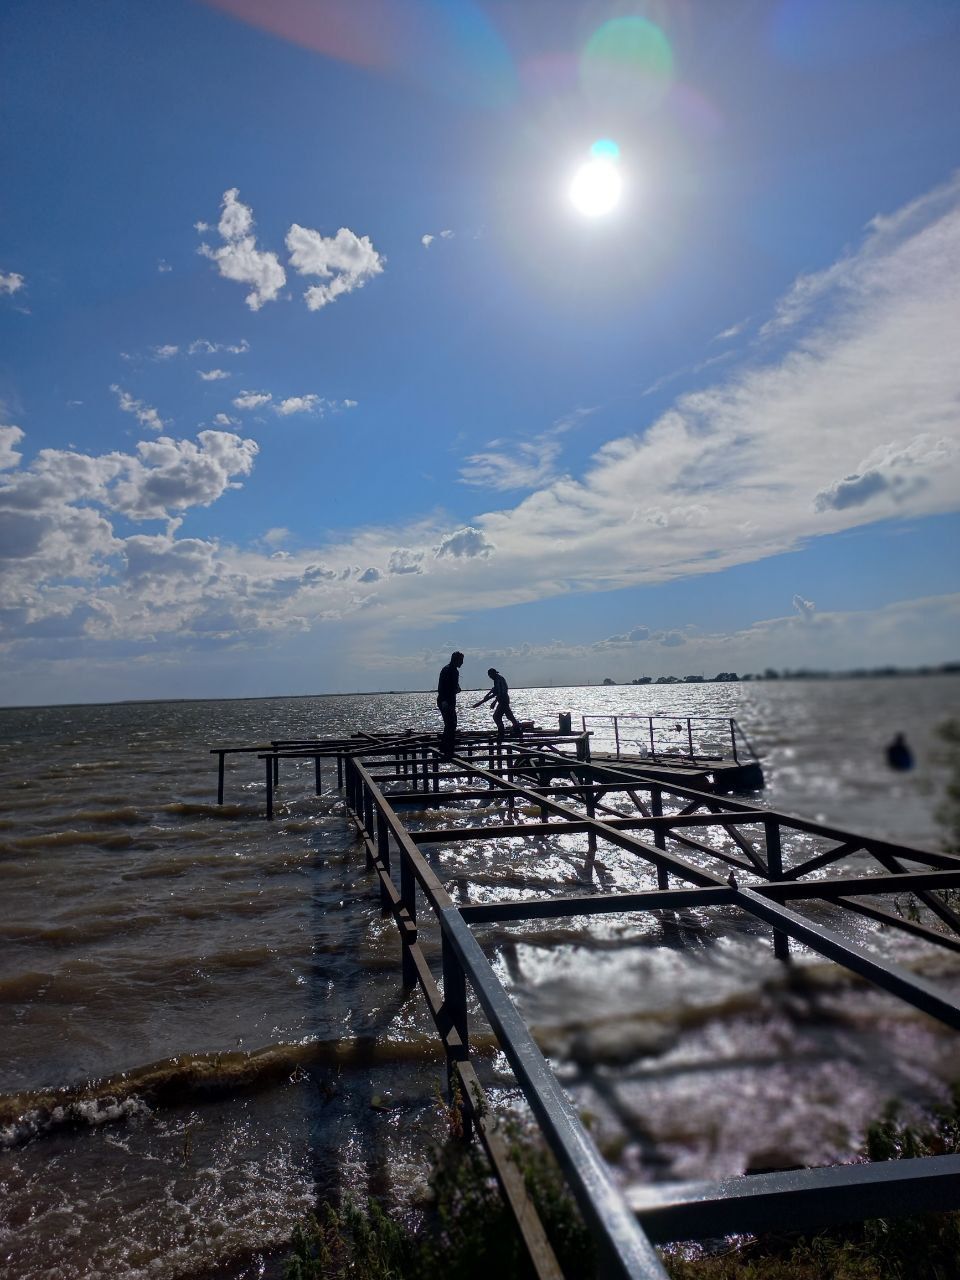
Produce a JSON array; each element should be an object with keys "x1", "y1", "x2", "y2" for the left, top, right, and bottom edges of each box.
[{"x1": 213, "y1": 729, "x2": 960, "y2": 1280}]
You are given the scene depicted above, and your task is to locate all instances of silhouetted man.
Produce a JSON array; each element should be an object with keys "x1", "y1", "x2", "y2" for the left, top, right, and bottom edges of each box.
[
  {"x1": 437, "y1": 651, "x2": 464, "y2": 758},
  {"x1": 473, "y1": 667, "x2": 522, "y2": 737}
]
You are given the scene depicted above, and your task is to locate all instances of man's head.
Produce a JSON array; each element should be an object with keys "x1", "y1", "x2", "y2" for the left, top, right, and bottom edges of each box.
[
  {"x1": 451, "y1": 651, "x2": 464, "y2": 666},
  {"x1": 487, "y1": 668, "x2": 497, "y2": 678}
]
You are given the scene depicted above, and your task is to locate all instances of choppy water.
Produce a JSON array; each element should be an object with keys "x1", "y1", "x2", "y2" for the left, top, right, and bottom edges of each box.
[{"x1": 0, "y1": 679, "x2": 958, "y2": 1279}]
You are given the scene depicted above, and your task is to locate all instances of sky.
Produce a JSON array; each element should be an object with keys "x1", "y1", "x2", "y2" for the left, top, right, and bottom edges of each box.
[{"x1": 1, "y1": 0, "x2": 959, "y2": 705}]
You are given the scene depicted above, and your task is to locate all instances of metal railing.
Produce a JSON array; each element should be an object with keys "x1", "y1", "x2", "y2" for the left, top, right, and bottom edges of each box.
[{"x1": 580, "y1": 714, "x2": 760, "y2": 764}]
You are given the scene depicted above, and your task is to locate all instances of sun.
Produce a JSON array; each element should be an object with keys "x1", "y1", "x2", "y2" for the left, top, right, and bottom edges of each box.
[{"x1": 568, "y1": 151, "x2": 622, "y2": 218}]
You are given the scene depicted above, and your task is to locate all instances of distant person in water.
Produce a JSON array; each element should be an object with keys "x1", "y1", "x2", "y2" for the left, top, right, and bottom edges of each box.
[
  {"x1": 473, "y1": 667, "x2": 523, "y2": 738},
  {"x1": 437, "y1": 651, "x2": 464, "y2": 758},
  {"x1": 886, "y1": 732, "x2": 914, "y2": 772}
]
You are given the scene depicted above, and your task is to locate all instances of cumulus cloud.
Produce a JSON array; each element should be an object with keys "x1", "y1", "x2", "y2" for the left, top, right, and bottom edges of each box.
[
  {"x1": 434, "y1": 527, "x2": 495, "y2": 559},
  {"x1": 198, "y1": 368, "x2": 230, "y2": 381},
  {"x1": 0, "y1": 425, "x2": 24, "y2": 471},
  {"x1": 793, "y1": 594, "x2": 816, "y2": 619},
  {"x1": 111, "y1": 385, "x2": 165, "y2": 432},
  {"x1": 274, "y1": 395, "x2": 322, "y2": 416},
  {"x1": 198, "y1": 189, "x2": 286, "y2": 311},
  {"x1": 213, "y1": 413, "x2": 238, "y2": 427},
  {"x1": 814, "y1": 435, "x2": 953, "y2": 512},
  {"x1": 388, "y1": 548, "x2": 424, "y2": 575},
  {"x1": 285, "y1": 223, "x2": 384, "y2": 311},
  {"x1": 357, "y1": 566, "x2": 381, "y2": 583},
  {"x1": 105, "y1": 431, "x2": 259, "y2": 521},
  {"x1": 233, "y1": 390, "x2": 272, "y2": 411},
  {"x1": 152, "y1": 344, "x2": 179, "y2": 359},
  {"x1": 421, "y1": 234, "x2": 434, "y2": 248},
  {"x1": 157, "y1": 260, "x2": 172, "y2": 273},
  {"x1": 0, "y1": 271, "x2": 25, "y2": 295}
]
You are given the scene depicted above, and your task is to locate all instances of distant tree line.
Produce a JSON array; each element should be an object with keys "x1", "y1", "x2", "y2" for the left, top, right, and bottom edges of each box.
[{"x1": 597, "y1": 662, "x2": 960, "y2": 686}]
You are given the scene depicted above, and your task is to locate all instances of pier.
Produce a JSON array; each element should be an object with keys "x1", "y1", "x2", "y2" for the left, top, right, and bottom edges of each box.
[{"x1": 213, "y1": 726, "x2": 960, "y2": 1280}]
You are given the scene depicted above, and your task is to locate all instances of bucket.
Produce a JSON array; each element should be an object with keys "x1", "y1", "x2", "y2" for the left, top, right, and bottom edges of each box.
[{"x1": 558, "y1": 712, "x2": 572, "y2": 734}]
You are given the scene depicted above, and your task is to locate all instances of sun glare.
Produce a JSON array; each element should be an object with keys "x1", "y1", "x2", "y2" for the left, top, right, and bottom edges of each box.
[{"x1": 569, "y1": 156, "x2": 622, "y2": 217}]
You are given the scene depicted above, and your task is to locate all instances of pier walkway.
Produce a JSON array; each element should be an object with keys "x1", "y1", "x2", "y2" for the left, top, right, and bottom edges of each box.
[{"x1": 212, "y1": 726, "x2": 960, "y2": 1280}]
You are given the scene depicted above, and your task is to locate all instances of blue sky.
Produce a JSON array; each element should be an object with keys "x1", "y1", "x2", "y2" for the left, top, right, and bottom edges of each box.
[{"x1": 1, "y1": 0, "x2": 959, "y2": 704}]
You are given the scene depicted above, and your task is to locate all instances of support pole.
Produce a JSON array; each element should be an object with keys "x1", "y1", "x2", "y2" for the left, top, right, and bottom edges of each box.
[
  {"x1": 314, "y1": 756, "x2": 322, "y2": 795},
  {"x1": 217, "y1": 751, "x2": 225, "y2": 805},
  {"x1": 765, "y1": 817, "x2": 790, "y2": 960},
  {"x1": 400, "y1": 847, "x2": 417, "y2": 988},
  {"x1": 651, "y1": 787, "x2": 668, "y2": 889},
  {"x1": 265, "y1": 755, "x2": 274, "y2": 821}
]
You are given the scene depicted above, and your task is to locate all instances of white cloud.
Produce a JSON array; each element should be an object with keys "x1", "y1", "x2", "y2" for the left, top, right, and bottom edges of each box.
[
  {"x1": 152, "y1": 344, "x2": 179, "y2": 359},
  {"x1": 793, "y1": 594, "x2": 815, "y2": 619},
  {"x1": 285, "y1": 223, "x2": 384, "y2": 311},
  {"x1": 262, "y1": 527, "x2": 290, "y2": 548},
  {"x1": 421, "y1": 229, "x2": 453, "y2": 249},
  {"x1": 712, "y1": 318, "x2": 748, "y2": 342},
  {"x1": 461, "y1": 436, "x2": 563, "y2": 491},
  {"x1": 199, "y1": 189, "x2": 286, "y2": 311},
  {"x1": 274, "y1": 395, "x2": 322, "y2": 416},
  {"x1": 0, "y1": 272, "x2": 25, "y2": 295},
  {"x1": 198, "y1": 368, "x2": 230, "y2": 381},
  {"x1": 111, "y1": 385, "x2": 166, "y2": 432},
  {"x1": 388, "y1": 548, "x2": 423, "y2": 575},
  {"x1": 814, "y1": 435, "x2": 954, "y2": 512},
  {"x1": 213, "y1": 413, "x2": 238, "y2": 427},
  {"x1": 435, "y1": 526, "x2": 495, "y2": 559},
  {"x1": 460, "y1": 410, "x2": 593, "y2": 491},
  {"x1": 232, "y1": 390, "x2": 272, "y2": 411},
  {"x1": 189, "y1": 338, "x2": 250, "y2": 356},
  {"x1": 0, "y1": 425, "x2": 24, "y2": 470},
  {"x1": 358, "y1": 566, "x2": 381, "y2": 583},
  {"x1": 157, "y1": 260, "x2": 172, "y2": 274}
]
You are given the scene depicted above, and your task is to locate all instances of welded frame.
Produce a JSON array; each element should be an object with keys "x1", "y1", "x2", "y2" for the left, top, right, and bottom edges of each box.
[{"x1": 212, "y1": 729, "x2": 960, "y2": 1280}]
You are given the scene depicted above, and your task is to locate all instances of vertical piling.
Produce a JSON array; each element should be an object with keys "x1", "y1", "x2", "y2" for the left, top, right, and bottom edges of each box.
[{"x1": 765, "y1": 817, "x2": 790, "y2": 960}]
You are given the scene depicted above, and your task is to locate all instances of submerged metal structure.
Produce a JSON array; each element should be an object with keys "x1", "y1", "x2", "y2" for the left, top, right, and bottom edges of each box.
[{"x1": 213, "y1": 727, "x2": 960, "y2": 1280}]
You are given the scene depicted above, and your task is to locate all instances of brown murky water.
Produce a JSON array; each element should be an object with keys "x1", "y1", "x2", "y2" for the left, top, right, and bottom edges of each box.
[{"x1": 1, "y1": 679, "x2": 958, "y2": 1278}]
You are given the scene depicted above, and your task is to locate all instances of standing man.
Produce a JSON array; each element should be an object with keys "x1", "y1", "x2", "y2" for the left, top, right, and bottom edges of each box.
[
  {"x1": 473, "y1": 667, "x2": 523, "y2": 738},
  {"x1": 437, "y1": 650, "x2": 464, "y2": 758}
]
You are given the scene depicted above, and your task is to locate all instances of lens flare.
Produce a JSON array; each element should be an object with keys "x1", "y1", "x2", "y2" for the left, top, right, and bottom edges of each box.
[
  {"x1": 580, "y1": 16, "x2": 674, "y2": 111},
  {"x1": 569, "y1": 158, "x2": 622, "y2": 217},
  {"x1": 590, "y1": 138, "x2": 620, "y2": 161}
]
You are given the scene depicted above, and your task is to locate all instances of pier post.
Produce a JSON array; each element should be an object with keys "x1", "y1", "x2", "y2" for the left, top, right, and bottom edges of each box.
[
  {"x1": 314, "y1": 756, "x2": 322, "y2": 795},
  {"x1": 441, "y1": 932, "x2": 471, "y2": 1139},
  {"x1": 265, "y1": 755, "x2": 274, "y2": 821},
  {"x1": 271, "y1": 742, "x2": 280, "y2": 786},
  {"x1": 764, "y1": 818, "x2": 790, "y2": 960},
  {"x1": 336, "y1": 752, "x2": 343, "y2": 790},
  {"x1": 377, "y1": 809, "x2": 391, "y2": 914},
  {"x1": 400, "y1": 847, "x2": 417, "y2": 989},
  {"x1": 217, "y1": 751, "x2": 225, "y2": 805},
  {"x1": 687, "y1": 718, "x2": 695, "y2": 761},
  {"x1": 651, "y1": 787, "x2": 669, "y2": 889},
  {"x1": 363, "y1": 787, "x2": 375, "y2": 869}
]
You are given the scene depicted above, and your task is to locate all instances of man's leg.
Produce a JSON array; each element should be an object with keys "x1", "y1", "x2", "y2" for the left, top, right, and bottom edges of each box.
[
  {"x1": 493, "y1": 705, "x2": 505, "y2": 738},
  {"x1": 503, "y1": 701, "x2": 522, "y2": 733},
  {"x1": 440, "y1": 703, "x2": 457, "y2": 756}
]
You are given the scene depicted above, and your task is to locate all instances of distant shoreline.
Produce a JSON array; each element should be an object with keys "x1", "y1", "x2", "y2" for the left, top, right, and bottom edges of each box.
[{"x1": 1, "y1": 664, "x2": 957, "y2": 713}]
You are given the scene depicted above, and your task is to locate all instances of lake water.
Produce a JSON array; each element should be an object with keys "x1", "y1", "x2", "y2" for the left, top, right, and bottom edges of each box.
[{"x1": 1, "y1": 678, "x2": 958, "y2": 1279}]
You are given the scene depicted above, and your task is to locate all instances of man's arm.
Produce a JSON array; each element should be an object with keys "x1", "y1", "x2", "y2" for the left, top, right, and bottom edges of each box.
[{"x1": 472, "y1": 688, "x2": 494, "y2": 708}]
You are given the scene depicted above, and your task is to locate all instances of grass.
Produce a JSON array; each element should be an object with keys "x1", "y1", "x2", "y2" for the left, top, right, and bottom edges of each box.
[{"x1": 284, "y1": 1087, "x2": 960, "y2": 1280}]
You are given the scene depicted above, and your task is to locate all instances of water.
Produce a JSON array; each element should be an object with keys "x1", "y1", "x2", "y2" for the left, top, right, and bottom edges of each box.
[{"x1": 0, "y1": 678, "x2": 958, "y2": 1278}]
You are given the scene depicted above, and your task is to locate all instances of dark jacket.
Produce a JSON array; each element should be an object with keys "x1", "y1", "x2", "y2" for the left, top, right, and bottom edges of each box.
[{"x1": 437, "y1": 662, "x2": 461, "y2": 708}]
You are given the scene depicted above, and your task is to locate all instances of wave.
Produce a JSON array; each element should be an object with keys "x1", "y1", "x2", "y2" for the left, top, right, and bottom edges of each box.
[{"x1": 0, "y1": 1035, "x2": 474, "y2": 1149}]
